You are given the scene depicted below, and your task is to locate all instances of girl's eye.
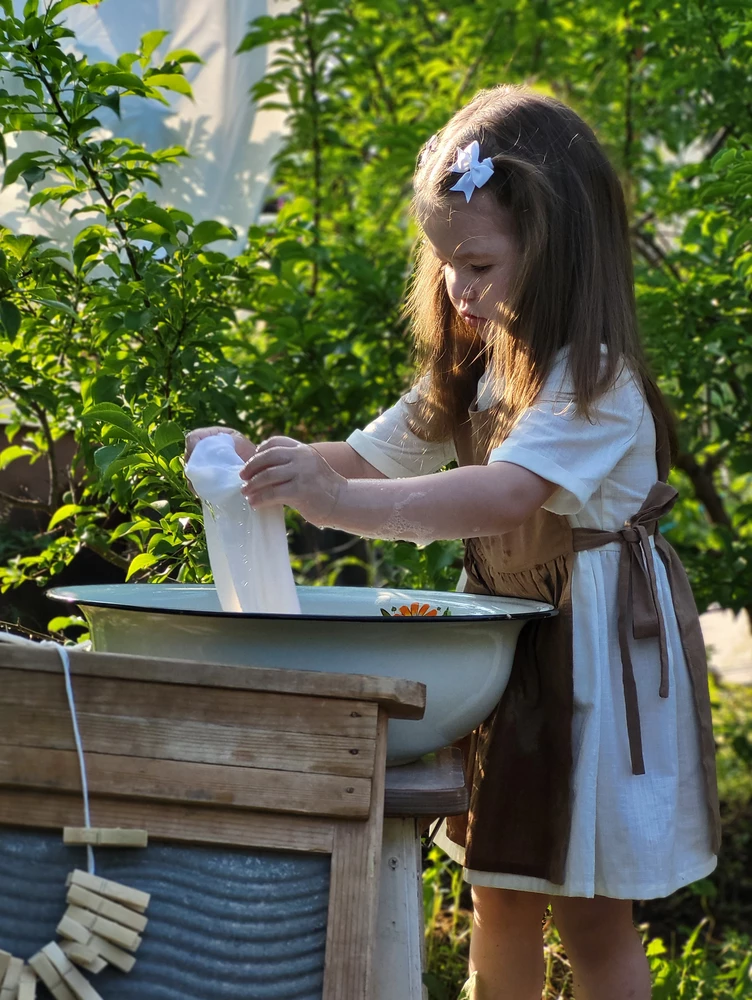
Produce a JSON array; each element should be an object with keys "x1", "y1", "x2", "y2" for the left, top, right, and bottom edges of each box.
[{"x1": 470, "y1": 264, "x2": 491, "y2": 273}]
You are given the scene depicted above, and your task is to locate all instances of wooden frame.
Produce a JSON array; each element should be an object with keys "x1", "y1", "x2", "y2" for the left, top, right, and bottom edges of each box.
[{"x1": 0, "y1": 642, "x2": 426, "y2": 1000}]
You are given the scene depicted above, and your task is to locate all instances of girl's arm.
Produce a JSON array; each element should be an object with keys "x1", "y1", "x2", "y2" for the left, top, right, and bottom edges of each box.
[
  {"x1": 184, "y1": 430, "x2": 386, "y2": 479},
  {"x1": 311, "y1": 442, "x2": 387, "y2": 479},
  {"x1": 240, "y1": 437, "x2": 555, "y2": 542}
]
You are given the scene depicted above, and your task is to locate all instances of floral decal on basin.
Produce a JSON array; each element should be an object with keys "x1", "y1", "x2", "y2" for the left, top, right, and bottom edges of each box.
[{"x1": 380, "y1": 602, "x2": 452, "y2": 617}]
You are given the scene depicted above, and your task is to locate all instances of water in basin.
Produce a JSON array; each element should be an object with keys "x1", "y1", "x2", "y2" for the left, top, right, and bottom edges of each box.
[{"x1": 48, "y1": 584, "x2": 556, "y2": 764}]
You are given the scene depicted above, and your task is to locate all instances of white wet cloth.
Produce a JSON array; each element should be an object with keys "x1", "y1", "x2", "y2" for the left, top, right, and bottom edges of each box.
[
  {"x1": 185, "y1": 435, "x2": 300, "y2": 615},
  {"x1": 346, "y1": 354, "x2": 717, "y2": 899}
]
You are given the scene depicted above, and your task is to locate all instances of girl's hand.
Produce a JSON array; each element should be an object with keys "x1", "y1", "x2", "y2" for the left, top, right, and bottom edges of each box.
[
  {"x1": 239, "y1": 436, "x2": 346, "y2": 526},
  {"x1": 184, "y1": 427, "x2": 256, "y2": 464}
]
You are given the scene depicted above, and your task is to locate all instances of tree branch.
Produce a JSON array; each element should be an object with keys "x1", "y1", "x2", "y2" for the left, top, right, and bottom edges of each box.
[
  {"x1": 675, "y1": 450, "x2": 752, "y2": 631},
  {"x1": 704, "y1": 125, "x2": 734, "y2": 162},
  {"x1": 27, "y1": 400, "x2": 61, "y2": 509},
  {"x1": 632, "y1": 228, "x2": 683, "y2": 283},
  {"x1": 83, "y1": 540, "x2": 130, "y2": 571},
  {"x1": 301, "y1": 2, "x2": 322, "y2": 298},
  {"x1": 28, "y1": 46, "x2": 144, "y2": 283},
  {"x1": 675, "y1": 452, "x2": 732, "y2": 527},
  {"x1": 0, "y1": 489, "x2": 50, "y2": 512}
]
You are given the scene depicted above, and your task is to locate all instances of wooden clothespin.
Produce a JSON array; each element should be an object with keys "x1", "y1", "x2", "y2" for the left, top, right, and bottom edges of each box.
[
  {"x1": 56, "y1": 917, "x2": 134, "y2": 974},
  {"x1": 0, "y1": 954, "x2": 12, "y2": 988},
  {"x1": 63, "y1": 905, "x2": 141, "y2": 954},
  {"x1": 66, "y1": 884, "x2": 148, "y2": 934},
  {"x1": 17, "y1": 965, "x2": 38, "y2": 1000},
  {"x1": 0, "y1": 956, "x2": 23, "y2": 1000},
  {"x1": 58, "y1": 943, "x2": 106, "y2": 976},
  {"x1": 40, "y1": 943, "x2": 103, "y2": 1000},
  {"x1": 63, "y1": 828, "x2": 148, "y2": 849},
  {"x1": 27, "y1": 951, "x2": 76, "y2": 1000},
  {"x1": 66, "y1": 870, "x2": 150, "y2": 913}
]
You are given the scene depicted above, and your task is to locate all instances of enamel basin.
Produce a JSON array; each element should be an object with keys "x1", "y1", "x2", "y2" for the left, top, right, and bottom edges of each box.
[{"x1": 48, "y1": 584, "x2": 556, "y2": 764}]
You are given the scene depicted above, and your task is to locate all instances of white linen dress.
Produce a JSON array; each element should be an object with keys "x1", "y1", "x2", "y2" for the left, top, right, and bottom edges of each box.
[{"x1": 346, "y1": 355, "x2": 718, "y2": 899}]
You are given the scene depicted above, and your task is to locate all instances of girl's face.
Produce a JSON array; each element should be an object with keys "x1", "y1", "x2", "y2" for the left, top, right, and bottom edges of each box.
[{"x1": 422, "y1": 190, "x2": 518, "y2": 340}]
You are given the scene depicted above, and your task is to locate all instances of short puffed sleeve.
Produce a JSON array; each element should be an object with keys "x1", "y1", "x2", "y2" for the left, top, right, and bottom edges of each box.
[
  {"x1": 489, "y1": 362, "x2": 647, "y2": 515},
  {"x1": 346, "y1": 381, "x2": 456, "y2": 479}
]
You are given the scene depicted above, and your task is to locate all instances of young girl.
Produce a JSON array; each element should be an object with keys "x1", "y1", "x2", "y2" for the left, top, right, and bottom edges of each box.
[{"x1": 186, "y1": 85, "x2": 720, "y2": 1000}]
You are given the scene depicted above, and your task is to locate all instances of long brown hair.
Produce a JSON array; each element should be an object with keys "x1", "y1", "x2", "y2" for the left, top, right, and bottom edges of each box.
[{"x1": 405, "y1": 84, "x2": 675, "y2": 464}]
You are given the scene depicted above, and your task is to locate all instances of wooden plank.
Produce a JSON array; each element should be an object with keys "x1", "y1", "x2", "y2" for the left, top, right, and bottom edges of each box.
[
  {"x1": 373, "y1": 818, "x2": 425, "y2": 1000},
  {"x1": 0, "y1": 790, "x2": 335, "y2": 853},
  {"x1": 0, "y1": 669, "x2": 379, "y2": 739},
  {"x1": 323, "y1": 710, "x2": 388, "y2": 1000},
  {"x1": 0, "y1": 704, "x2": 376, "y2": 779},
  {"x1": 384, "y1": 746, "x2": 469, "y2": 817},
  {"x1": 0, "y1": 644, "x2": 426, "y2": 719},
  {"x1": 0, "y1": 745, "x2": 371, "y2": 818},
  {"x1": 0, "y1": 745, "x2": 371, "y2": 819}
]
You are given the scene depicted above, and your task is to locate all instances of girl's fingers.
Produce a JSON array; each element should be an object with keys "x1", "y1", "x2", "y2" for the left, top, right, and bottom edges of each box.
[
  {"x1": 240, "y1": 445, "x2": 295, "y2": 480},
  {"x1": 241, "y1": 466, "x2": 295, "y2": 495},
  {"x1": 184, "y1": 427, "x2": 254, "y2": 463},
  {"x1": 256, "y1": 436, "x2": 301, "y2": 453},
  {"x1": 231, "y1": 433, "x2": 257, "y2": 463},
  {"x1": 241, "y1": 471, "x2": 296, "y2": 507}
]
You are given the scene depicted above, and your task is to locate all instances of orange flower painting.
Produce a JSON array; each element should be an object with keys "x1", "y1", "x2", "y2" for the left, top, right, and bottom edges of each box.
[{"x1": 380, "y1": 603, "x2": 451, "y2": 617}]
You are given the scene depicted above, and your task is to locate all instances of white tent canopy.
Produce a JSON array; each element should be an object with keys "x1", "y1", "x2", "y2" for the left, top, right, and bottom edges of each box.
[{"x1": 0, "y1": 0, "x2": 293, "y2": 252}]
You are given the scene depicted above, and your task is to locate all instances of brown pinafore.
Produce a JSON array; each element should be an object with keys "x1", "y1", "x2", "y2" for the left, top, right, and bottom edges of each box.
[{"x1": 444, "y1": 402, "x2": 721, "y2": 885}]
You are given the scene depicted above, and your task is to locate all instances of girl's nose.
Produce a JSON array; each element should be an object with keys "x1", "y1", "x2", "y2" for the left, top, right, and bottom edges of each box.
[
  {"x1": 448, "y1": 271, "x2": 477, "y2": 304},
  {"x1": 460, "y1": 283, "x2": 478, "y2": 306}
]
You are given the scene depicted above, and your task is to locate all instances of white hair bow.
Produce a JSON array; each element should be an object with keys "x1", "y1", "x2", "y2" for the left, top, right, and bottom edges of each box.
[{"x1": 449, "y1": 140, "x2": 495, "y2": 202}]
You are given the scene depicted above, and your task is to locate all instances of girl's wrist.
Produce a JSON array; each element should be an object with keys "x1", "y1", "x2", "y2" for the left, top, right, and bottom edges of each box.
[{"x1": 309, "y1": 463, "x2": 349, "y2": 529}]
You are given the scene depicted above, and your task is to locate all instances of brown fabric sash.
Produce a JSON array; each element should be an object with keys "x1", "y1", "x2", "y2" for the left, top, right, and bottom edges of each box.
[{"x1": 572, "y1": 481, "x2": 678, "y2": 776}]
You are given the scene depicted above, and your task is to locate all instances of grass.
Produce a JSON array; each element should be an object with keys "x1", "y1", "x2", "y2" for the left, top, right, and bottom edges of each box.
[{"x1": 422, "y1": 678, "x2": 752, "y2": 999}]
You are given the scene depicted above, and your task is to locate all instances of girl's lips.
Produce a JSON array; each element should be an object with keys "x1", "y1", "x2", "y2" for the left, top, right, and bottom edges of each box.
[{"x1": 460, "y1": 312, "x2": 484, "y2": 328}]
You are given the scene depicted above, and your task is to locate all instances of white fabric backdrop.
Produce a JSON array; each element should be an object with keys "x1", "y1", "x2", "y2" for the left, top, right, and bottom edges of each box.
[{"x1": 0, "y1": 0, "x2": 294, "y2": 252}]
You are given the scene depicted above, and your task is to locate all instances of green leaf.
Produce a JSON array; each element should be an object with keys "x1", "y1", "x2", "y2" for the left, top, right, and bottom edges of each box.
[
  {"x1": 139, "y1": 29, "x2": 170, "y2": 64},
  {"x1": 191, "y1": 220, "x2": 237, "y2": 247},
  {"x1": 72, "y1": 238, "x2": 101, "y2": 272},
  {"x1": 0, "y1": 300, "x2": 21, "y2": 337},
  {"x1": 48, "y1": 504, "x2": 89, "y2": 531},
  {"x1": 92, "y1": 71, "x2": 149, "y2": 93},
  {"x1": 153, "y1": 421, "x2": 184, "y2": 452},
  {"x1": 127, "y1": 223, "x2": 172, "y2": 242},
  {"x1": 110, "y1": 519, "x2": 150, "y2": 540},
  {"x1": 0, "y1": 444, "x2": 35, "y2": 470},
  {"x1": 31, "y1": 297, "x2": 78, "y2": 317},
  {"x1": 730, "y1": 223, "x2": 752, "y2": 256},
  {"x1": 145, "y1": 74, "x2": 193, "y2": 98},
  {"x1": 87, "y1": 374, "x2": 122, "y2": 405},
  {"x1": 122, "y1": 197, "x2": 176, "y2": 235},
  {"x1": 646, "y1": 938, "x2": 667, "y2": 957},
  {"x1": 457, "y1": 972, "x2": 477, "y2": 1000},
  {"x1": 47, "y1": 0, "x2": 97, "y2": 20},
  {"x1": 3, "y1": 150, "x2": 48, "y2": 189},
  {"x1": 126, "y1": 551, "x2": 159, "y2": 580},
  {"x1": 21, "y1": 165, "x2": 45, "y2": 190},
  {"x1": 90, "y1": 90, "x2": 121, "y2": 117},
  {"x1": 47, "y1": 615, "x2": 87, "y2": 634},
  {"x1": 94, "y1": 443, "x2": 125, "y2": 472},
  {"x1": 82, "y1": 402, "x2": 140, "y2": 439},
  {"x1": 712, "y1": 148, "x2": 737, "y2": 172},
  {"x1": 164, "y1": 49, "x2": 203, "y2": 65}
]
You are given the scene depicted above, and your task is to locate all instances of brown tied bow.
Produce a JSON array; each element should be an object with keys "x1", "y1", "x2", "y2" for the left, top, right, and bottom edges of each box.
[{"x1": 572, "y1": 481, "x2": 678, "y2": 775}]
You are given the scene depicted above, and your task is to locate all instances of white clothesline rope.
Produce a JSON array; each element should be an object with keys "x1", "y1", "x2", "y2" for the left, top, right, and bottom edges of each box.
[{"x1": 0, "y1": 631, "x2": 95, "y2": 874}]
